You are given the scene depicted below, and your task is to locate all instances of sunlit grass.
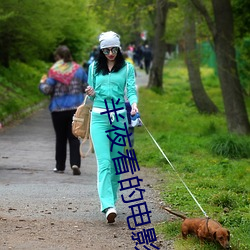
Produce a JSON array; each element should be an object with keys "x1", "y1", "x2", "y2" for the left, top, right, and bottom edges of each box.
[{"x1": 136, "y1": 58, "x2": 250, "y2": 250}]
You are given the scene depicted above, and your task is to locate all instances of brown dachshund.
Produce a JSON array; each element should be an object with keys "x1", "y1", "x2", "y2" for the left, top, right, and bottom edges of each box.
[{"x1": 162, "y1": 207, "x2": 231, "y2": 249}]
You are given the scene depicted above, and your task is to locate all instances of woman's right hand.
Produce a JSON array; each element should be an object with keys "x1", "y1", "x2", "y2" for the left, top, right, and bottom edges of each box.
[
  {"x1": 85, "y1": 86, "x2": 95, "y2": 97},
  {"x1": 40, "y1": 74, "x2": 47, "y2": 83},
  {"x1": 131, "y1": 103, "x2": 138, "y2": 116}
]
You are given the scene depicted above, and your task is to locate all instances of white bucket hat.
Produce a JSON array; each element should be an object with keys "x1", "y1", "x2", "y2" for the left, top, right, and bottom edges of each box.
[{"x1": 99, "y1": 31, "x2": 121, "y2": 49}]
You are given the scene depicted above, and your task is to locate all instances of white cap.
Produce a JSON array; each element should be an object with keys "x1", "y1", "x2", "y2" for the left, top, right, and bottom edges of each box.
[{"x1": 99, "y1": 31, "x2": 121, "y2": 49}]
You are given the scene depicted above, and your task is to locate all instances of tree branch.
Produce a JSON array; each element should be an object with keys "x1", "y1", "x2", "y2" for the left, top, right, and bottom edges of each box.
[{"x1": 190, "y1": 0, "x2": 216, "y2": 37}]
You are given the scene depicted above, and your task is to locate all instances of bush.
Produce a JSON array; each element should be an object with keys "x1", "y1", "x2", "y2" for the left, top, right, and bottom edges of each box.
[
  {"x1": 210, "y1": 135, "x2": 250, "y2": 159},
  {"x1": 210, "y1": 191, "x2": 237, "y2": 209},
  {"x1": 0, "y1": 60, "x2": 49, "y2": 123}
]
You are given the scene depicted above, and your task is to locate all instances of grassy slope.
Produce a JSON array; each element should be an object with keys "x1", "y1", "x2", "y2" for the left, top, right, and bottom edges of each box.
[
  {"x1": 135, "y1": 59, "x2": 250, "y2": 250},
  {"x1": 0, "y1": 60, "x2": 50, "y2": 123}
]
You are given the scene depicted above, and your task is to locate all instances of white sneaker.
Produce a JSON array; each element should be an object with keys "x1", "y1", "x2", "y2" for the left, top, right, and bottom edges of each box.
[
  {"x1": 105, "y1": 207, "x2": 117, "y2": 223},
  {"x1": 53, "y1": 168, "x2": 64, "y2": 173}
]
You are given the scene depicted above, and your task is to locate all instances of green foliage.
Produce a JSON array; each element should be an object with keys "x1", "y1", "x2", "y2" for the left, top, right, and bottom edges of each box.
[
  {"x1": 92, "y1": 0, "x2": 155, "y2": 46},
  {"x1": 210, "y1": 134, "x2": 250, "y2": 159},
  {"x1": 136, "y1": 58, "x2": 250, "y2": 249},
  {"x1": 232, "y1": 0, "x2": 250, "y2": 39},
  {"x1": 0, "y1": 0, "x2": 100, "y2": 66},
  {"x1": 210, "y1": 191, "x2": 238, "y2": 209},
  {"x1": 165, "y1": 3, "x2": 184, "y2": 44},
  {"x1": 156, "y1": 221, "x2": 181, "y2": 240},
  {"x1": 236, "y1": 37, "x2": 250, "y2": 95},
  {"x1": 165, "y1": 0, "x2": 213, "y2": 44},
  {"x1": 0, "y1": 60, "x2": 49, "y2": 122}
]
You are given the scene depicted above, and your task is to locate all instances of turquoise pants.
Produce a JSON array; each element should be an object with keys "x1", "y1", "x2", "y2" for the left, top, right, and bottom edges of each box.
[{"x1": 90, "y1": 109, "x2": 128, "y2": 212}]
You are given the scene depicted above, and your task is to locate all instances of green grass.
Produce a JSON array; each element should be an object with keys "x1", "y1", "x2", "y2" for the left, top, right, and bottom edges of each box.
[
  {"x1": 1, "y1": 57, "x2": 249, "y2": 249},
  {"x1": 135, "y1": 58, "x2": 250, "y2": 250},
  {"x1": 0, "y1": 60, "x2": 50, "y2": 123}
]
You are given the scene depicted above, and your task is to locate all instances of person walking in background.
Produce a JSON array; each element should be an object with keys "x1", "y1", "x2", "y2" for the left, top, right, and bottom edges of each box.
[
  {"x1": 143, "y1": 44, "x2": 153, "y2": 74},
  {"x1": 123, "y1": 51, "x2": 134, "y2": 67},
  {"x1": 85, "y1": 31, "x2": 138, "y2": 223},
  {"x1": 134, "y1": 44, "x2": 144, "y2": 69},
  {"x1": 39, "y1": 45, "x2": 88, "y2": 175}
]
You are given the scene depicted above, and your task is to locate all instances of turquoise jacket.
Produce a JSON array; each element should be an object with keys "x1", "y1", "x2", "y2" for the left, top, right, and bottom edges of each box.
[{"x1": 87, "y1": 62, "x2": 138, "y2": 109}]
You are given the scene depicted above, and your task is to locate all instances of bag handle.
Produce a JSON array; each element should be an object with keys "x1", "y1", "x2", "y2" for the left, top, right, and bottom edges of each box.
[
  {"x1": 79, "y1": 112, "x2": 94, "y2": 158},
  {"x1": 83, "y1": 94, "x2": 88, "y2": 105},
  {"x1": 79, "y1": 136, "x2": 94, "y2": 158},
  {"x1": 79, "y1": 95, "x2": 94, "y2": 158}
]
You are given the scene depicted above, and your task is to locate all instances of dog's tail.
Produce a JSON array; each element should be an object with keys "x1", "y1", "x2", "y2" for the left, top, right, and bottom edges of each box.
[{"x1": 162, "y1": 206, "x2": 187, "y2": 220}]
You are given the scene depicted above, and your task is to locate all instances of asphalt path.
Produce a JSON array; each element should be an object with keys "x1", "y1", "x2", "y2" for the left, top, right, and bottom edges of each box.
[{"x1": 0, "y1": 69, "x2": 171, "y2": 249}]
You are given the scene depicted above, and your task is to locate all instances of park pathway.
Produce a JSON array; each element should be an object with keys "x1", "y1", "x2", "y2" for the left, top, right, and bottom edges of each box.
[{"x1": 0, "y1": 69, "x2": 172, "y2": 250}]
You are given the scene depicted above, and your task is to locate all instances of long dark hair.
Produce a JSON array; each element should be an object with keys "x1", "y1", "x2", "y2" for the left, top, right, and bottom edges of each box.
[{"x1": 95, "y1": 48, "x2": 126, "y2": 75}]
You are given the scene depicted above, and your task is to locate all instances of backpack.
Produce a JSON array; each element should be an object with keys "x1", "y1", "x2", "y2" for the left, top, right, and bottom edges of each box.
[{"x1": 72, "y1": 95, "x2": 94, "y2": 158}]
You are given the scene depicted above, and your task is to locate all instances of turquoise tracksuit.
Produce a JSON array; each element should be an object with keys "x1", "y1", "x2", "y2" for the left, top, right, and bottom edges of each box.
[{"x1": 88, "y1": 62, "x2": 138, "y2": 212}]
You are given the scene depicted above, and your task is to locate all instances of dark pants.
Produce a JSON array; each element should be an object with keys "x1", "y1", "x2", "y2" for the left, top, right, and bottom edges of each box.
[
  {"x1": 51, "y1": 110, "x2": 80, "y2": 171},
  {"x1": 128, "y1": 127, "x2": 134, "y2": 149},
  {"x1": 144, "y1": 59, "x2": 151, "y2": 74}
]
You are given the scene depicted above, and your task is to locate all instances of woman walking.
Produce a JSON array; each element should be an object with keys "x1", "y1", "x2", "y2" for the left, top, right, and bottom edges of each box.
[
  {"x1": 39, "y1": 45, "x2": 88, "y2": 175},
  {"x1": 85, "y1": 31, "x2": 138, "y2": 223}
]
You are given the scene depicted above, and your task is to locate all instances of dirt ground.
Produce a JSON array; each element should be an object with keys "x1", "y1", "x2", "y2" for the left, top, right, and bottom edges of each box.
[
  {"x1": 0, "y1": 165, "x2": 173, "y2": 250},
  {"x1": 0, "y1": 90, "x2": 174, "y2": 249}
]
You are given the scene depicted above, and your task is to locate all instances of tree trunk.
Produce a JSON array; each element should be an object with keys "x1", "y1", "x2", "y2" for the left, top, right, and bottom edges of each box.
[
  {"x1": 184, "y1": 4, "x2": 218, "y2": 114},
  {"x1": 212, "y1": 0, "x2": 250, "y2": 134},
  {"x1": 148, "y1": 0, "x2": 169, "y2": 89},
  {"x1": 191, "y1": 0, "x2": 250, "y2": 134}
]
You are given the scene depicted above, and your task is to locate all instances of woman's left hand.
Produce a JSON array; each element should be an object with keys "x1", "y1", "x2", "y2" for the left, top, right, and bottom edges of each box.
[{"x1": 131, "y1": 103, "x2": 138, "y2": 116}]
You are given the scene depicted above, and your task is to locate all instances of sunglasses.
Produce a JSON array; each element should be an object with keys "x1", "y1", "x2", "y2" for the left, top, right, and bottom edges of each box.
[{"x1": 102, "y1": 47, "x2": 119, "y2": 55}]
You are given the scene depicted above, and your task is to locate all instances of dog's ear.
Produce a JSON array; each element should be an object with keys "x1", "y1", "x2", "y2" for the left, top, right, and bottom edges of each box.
[
  {"x1": 227, "y1": 230, "x2": 230, "y2": 240},
  {"x1": 213, "y1": 231, "x2": 217, "y2": 240}
]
